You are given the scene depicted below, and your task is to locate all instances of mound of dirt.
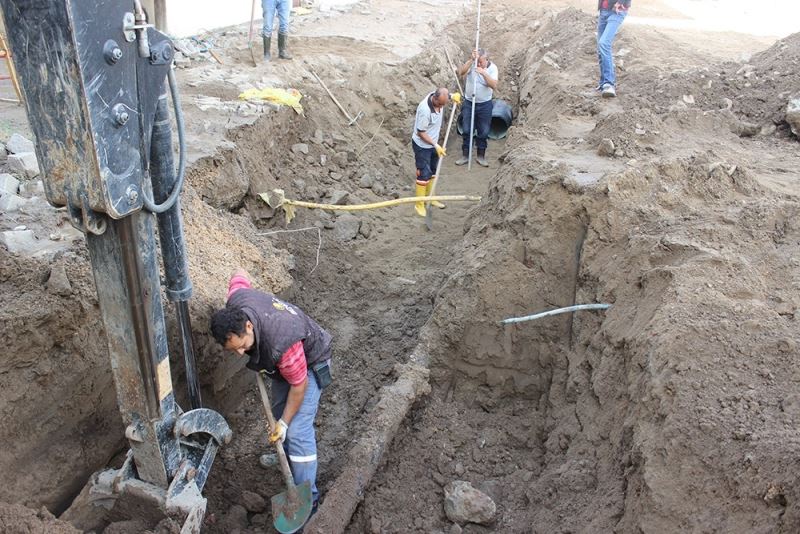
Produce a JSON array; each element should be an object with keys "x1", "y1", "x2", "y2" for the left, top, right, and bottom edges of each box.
[{"x1": 0, "y1": 501, "x2": 79, "y2": 534}]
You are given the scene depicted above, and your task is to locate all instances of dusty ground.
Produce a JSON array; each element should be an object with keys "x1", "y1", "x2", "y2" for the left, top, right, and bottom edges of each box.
[{"x1": 1, "y1": 0, "x2": 800, "y2": 533}]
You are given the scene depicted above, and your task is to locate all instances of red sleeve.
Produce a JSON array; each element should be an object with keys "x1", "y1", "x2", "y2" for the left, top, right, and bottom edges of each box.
[
  {"x1": 277, "y1": 341, "x2": 308, "y2": 386},
  {"x1": 226, "y1": 274, "x2": 252, "y2": 301}
]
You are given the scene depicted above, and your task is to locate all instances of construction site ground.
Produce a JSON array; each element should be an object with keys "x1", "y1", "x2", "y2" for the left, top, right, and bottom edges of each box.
[{"x1": 1, "y1": 0, "x2": 800, "y2": 532}]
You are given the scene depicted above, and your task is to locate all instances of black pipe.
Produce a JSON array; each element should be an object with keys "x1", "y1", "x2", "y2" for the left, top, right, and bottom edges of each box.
[
  {"x1": 150, "y1": 86, "x2": 202, "y2": 410},
  {"x1": 488, "y1": 99, "x2": 513, "y2": 140},
  {"x1": 456, "y1": 98, "x2": 514, "y2": 140}
]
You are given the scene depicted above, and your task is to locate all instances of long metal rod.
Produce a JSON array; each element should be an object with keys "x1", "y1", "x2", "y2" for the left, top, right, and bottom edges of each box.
[
  {"x1": 467, "y1": 0, "x2": 482, "y2": 171},
  {"x1": 500, "y1": 304, "x2": 612, "y2": 325},
  {"x1": 177, "y1": 301, "x2": 202, "y2": 409}
]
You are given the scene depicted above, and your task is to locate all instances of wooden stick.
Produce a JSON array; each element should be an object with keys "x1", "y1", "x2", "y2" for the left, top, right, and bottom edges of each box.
[
  {"x1": 256, "y1": 372, "x2": 296, "y2": 492},
  {"x1": 443, "y1": 47, "x2": 464, "y2": 96},
  {"x1": 357, "y1": 117, "x2": 385, "y2": 155},
  {"x1": 248, "y1": 0, "x2": 258, "y2": 67},
  {"x1": 0, "y1": 33, "x2": 23, "y2": 104},
  {"x1": 425, "y1": 101, "x2": 459, "y2": 230},
  {"x1": 309, "y1": 68, "x2": 368, "y2": 136}
]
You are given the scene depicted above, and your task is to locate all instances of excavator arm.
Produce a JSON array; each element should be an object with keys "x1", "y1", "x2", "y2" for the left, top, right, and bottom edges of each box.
[{"x1": 0, "y1": 1, "x2": 229, "y2": 531}]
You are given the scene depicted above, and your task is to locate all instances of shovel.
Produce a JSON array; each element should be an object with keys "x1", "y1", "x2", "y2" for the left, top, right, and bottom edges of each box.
[
  {"x1": 426, "y1": 100, "x2": 459, "y2": 231},
  {"x1": 256, "y1": 372, "x2": 313, "y2": 533},
  {"x1": 247, "y1": 0, "x2": 259, "y2": 67}
]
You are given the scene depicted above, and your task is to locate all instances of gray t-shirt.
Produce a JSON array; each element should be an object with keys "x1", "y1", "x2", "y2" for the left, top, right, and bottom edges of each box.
[
  {"x1": 465, "y1": 62, "x2": 499, "y2": 103},
  {"x1": 411, "y1": 93, "x2": 442, "y2": 149}
]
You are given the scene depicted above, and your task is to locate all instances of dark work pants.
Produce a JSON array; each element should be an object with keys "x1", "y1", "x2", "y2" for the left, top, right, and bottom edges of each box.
[{"x1": 460, "y1": 99, "x2": 493, "y2": 153}]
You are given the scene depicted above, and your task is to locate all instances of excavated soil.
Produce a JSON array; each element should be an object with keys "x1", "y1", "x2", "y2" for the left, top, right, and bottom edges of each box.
[{"x1": 1, "y1": 0, "x2": 800, "y2": 533}]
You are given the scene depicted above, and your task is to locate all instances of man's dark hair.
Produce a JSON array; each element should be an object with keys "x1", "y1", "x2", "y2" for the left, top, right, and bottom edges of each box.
[{"x1": 210, "y1": 307, "x2": 249, "y2": 345}]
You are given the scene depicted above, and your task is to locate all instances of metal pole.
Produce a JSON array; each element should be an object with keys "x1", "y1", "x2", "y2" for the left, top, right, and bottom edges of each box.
[
  {"x1": 150, "y1": 87, "x2": 202, "y2": 410},
  {"x1": 467, "y1": 0, "x2": 482, "y2": 171}
]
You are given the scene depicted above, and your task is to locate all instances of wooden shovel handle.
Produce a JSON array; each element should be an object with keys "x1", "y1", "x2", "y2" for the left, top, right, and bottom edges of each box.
[{"x1": 256, "y1": 372, "x2": 296, "y2": 490}]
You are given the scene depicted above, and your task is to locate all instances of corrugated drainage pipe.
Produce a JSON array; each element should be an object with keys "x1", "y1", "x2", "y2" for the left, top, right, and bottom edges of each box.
[{"x1": 456, "y1": 99, "x2": 514, "y2": 140}]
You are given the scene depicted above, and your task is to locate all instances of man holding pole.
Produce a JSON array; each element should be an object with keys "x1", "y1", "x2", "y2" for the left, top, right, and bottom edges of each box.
[
  {"x1": 455, "y1": 49, "x2": 498, "y2": 168},
  {"x1": 411, "y1": 87, "x2": 460, "y2": 217}
]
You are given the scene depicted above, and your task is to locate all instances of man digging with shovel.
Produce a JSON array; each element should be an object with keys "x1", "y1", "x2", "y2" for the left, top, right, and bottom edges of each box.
[{"x1": 211, "y1": 269, "x2": 333, "y2": 529}]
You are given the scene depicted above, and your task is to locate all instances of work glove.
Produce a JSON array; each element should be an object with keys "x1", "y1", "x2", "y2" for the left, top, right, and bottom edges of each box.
[
  {"x1": 435, "y1": 144, "x2": 446, "y2": 157},
  {"x1": 451, "y1": 92, "x2": 462, "y2": 105},
  {"x1": 269, "y1": 419, "x2": 288, "y2": 445}
]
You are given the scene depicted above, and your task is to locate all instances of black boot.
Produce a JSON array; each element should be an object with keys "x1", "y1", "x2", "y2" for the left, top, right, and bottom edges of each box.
[
  {"x1": 278, "y1": 32, "x2": 293, "y2": 60},
  {"x1": 262, "y1": 35, "x2": 272, "y2": 62},
  {"x1": 476, "y1": 148, "x2": 489, "y2": 167}
]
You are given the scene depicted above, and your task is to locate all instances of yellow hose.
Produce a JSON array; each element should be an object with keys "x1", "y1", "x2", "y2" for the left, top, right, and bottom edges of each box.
[{"x1": 259, "y1": 190, "x2": 481, "y2": 223}]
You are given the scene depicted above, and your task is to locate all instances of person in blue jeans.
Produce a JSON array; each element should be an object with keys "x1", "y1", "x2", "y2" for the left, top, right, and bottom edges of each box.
[
  {"x1": 262, "y1": 0, "x2": 292, "y2": 62},
  {"x1": 597, "y1": 0, "x2": 630, "y2": 98},
  {"x1": 456, "y1": 49, "x2": 498, "y2": 167}
]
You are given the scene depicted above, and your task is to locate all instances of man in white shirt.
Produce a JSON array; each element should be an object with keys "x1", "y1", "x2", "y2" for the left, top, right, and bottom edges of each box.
[
  {"x1": 411, "y1": 87, "x2": 450, "y2": 216},
  {"x1": 456, "y1": 49, "x2": 499, "y2": 167}
]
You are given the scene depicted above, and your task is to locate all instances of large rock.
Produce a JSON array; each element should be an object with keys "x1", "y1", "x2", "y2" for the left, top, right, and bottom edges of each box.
[
  {"x1": 329, "y1": 189, "x2": 350, "y2": 205},
  {"x1": 359, "y1": 174, "x2": 374, "y2": 189},
  {"x1": 0, "y1": 193, "x2": 28, "y2": 213},
  {"x1": 0, "y1": 173, "x2": 20, "y2": 195},
  {"x1": 787, "y1": 95, "x2": 800, "y2": 137},
  {"x1": 443, "y1": 481, "x2": 496, "y2": 525},
  {"x1": 7, "y1": 152, "x2": 40, "y2": 178},
  {"x1": 241, "y1": 490, "x2": 266, "y2": 513},
  {"x1": 333, "y1": 213, "x2": 361, "y2": 241},
  {"x1": 47, "y1": 263, "x2": 72, "y2": 297},
  {"x1": 5, "y1": 133, "x2": 35, "y2": 154},
  {"x1": 291, "y1": 143, "x2": 309, "y2": 155},
  {"x1": 0, "y1": 229, "x2": 37, "y2": 254},
  {"x1": 597, "y1": 138, "x2": 615, "y2": 157}
]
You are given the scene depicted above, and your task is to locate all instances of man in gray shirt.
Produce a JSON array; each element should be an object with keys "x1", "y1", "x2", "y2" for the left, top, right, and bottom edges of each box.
[
  {"x1": 411, "y1": 87, "x2": 450, "y2": 217},
  {"x1": 456, "y1": 49, "x2": 499, "y2": 167}
]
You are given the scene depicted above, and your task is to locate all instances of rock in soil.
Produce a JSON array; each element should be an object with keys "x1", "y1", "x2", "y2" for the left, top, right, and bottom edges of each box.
[
  {"x1": 597, "y1": 138, "x2": 615, "y2": 157},
  {"x1": 443, "y1": 480, "x2": 496, "y2": 525},
  {"x1": 240, "y1": 490, "x2": 266, "y2": 513},
  {"x1": 333, "y1": 213, "x2": 361, "y2": 241},
  {"x1": 46, "y1": 263, "x2": 72, "y2": 296},
  {"x1": 5, "y1": 133, "x2": 35, "y2": 155}
]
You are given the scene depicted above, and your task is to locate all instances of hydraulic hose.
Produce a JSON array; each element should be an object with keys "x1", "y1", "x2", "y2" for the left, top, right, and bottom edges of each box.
[{"x1": 143, "y1": 67, "x2": 186, "y2": 214}]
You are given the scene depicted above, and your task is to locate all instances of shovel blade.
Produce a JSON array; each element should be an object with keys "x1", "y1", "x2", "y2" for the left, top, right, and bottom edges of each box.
[
  {"x1": 425, "y1": 204, "x2": 433, "y2": 231},
  {"x1": 271, "y1": 481, "x2": 313, "y2": 534}
]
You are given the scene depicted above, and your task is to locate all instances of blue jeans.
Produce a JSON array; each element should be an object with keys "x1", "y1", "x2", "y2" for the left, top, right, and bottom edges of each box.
[
  {"x1": 412, "y1": 140, "x2": 438, "y2": 184},
  {"x1": 271, "y1": 370, "x2": 322, "y2": 502},
  {"x1": 262, "y1": 0, "x2": 291, "y2": 35},
  {"x1": 460, "y1": 99, "x2": 493, "y2": 153},
  {"x1": 597, "y1": 9, "x2": 627, "y2": 87}
]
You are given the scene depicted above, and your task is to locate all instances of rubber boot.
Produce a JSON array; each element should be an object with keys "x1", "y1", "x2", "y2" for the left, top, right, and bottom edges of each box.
[
  {"x1": 278, "y1": 32, "x2": 293, "y2": 60},
  {"x1": 476, "y1": 148, "x2": 489, "y2": 167},
  {"x1": 414, "y1": 182, "x2": 427, "y2": 217},
  {"x1": 426, "y1": 178, "x2": 446, "y2": 209},
  {"x1": 455, "y1": 150, "x2": 469, "y2": 166},
  {"x1": 262, "y1": 35, "x2": 272, "y2": 62}
]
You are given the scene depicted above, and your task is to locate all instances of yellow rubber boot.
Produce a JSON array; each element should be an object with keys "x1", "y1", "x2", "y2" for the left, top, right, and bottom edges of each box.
[
  {"x1": 427, "y1": 178, "x2": 446, "y2": 209},
  {"x1": 414, "y1": 182, "x2": 427, "y2": 217}
]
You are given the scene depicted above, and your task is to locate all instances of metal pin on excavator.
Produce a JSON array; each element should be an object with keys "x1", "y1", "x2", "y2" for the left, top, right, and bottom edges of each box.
[{"x1": 1, "y1": 1, "x2": 230, "y2": 531}]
